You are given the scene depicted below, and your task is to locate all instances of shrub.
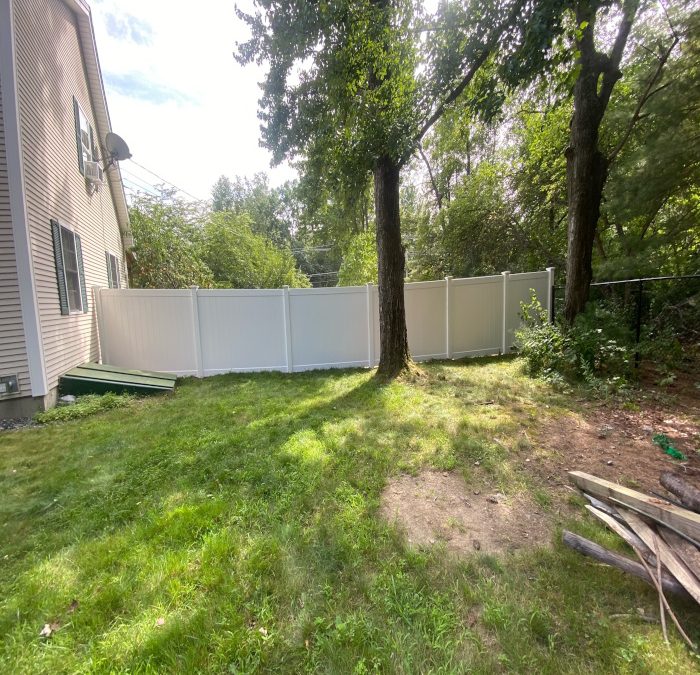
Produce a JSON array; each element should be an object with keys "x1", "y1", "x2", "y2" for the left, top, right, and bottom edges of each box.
[
  {"x1": 516, "y1": 293, "x2": 632, "y2": 390},
  {"x1": 35, "y1": 393, "x2": 135, "y2": 424},
  {"x1": 516, "y1": 294, "x2": 567, "y2": 379}
]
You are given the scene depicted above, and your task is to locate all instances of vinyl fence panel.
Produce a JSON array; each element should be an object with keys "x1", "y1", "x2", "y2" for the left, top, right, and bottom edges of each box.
[
  {"x1": 505, "y1": 271, "x2": 551, "y2": 351},
  {"x1": 450, "y1": 275, "x2": 503, "y2": 357},
  {"x1": 289, "y1": 286, "x2": 369, "y2": 370},
  {"x1": 97, "y1": 289, "x2": 197, "y2": 375},
  {"x1": 197, "y1": 289, "x2": 287, "y2": 374},
  {"x1": 95, "y1": 269, "x2": 554, "y2": 377}
]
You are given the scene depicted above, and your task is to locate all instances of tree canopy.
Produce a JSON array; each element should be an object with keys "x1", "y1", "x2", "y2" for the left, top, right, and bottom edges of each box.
[{"x1": 127, "y1": 192, "x2": 309, "y2": 290}]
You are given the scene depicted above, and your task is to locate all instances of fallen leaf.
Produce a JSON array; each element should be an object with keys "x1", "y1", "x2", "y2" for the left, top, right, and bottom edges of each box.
[{"x1": 258, "y1": 627, "x2": 268, "y2": 637}]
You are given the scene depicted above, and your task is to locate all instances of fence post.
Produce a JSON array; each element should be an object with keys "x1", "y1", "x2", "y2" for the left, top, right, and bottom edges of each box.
[
  {"x1": 634, "y1": 279, "x2": 643, "y2": 369},
  {"x1": 366, "y1": 283, "x2": 375, "y2": 367},
  {"x1": 501, "y1": 271, "x2": 510, "y2": 354},
  {"x1": 445, "y1": 276, "x2": 453, "y2": 359},
  {"x1": 546, "y1": 267, "x2": 555, "y2": 324},
  {"x1": 190, "y1": 286, "x2": 204, "y2": 377},
  {"x1": 93, "y1": 286, "x2": 105, "y2": 364},
  {"x1": 282, "y1": 285, "x2": 293, "y2": 372}
]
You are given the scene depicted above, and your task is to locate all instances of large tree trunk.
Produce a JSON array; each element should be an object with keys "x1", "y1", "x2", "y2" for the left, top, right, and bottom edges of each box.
[
  {"x1": 563, "y1": 0, "x2": 638, "y2": 324},
  {"x1": 374, "y1": 156, "x2": 411, "y2": 377},
  {"x1": 564, "y1": 110, "x2": 607, "y2": 323}
]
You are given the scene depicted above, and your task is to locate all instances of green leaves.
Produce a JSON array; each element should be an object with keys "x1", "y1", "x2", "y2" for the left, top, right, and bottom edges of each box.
[
  {"x1": 127, "y1": 192, "x2": 309, "y2": 290},
  {"x1": 338, "y1": 229, "x2": 378, "y2": 286},
  {"x1": 203, "y1": 211, "x2": 310, "y2": 289}
]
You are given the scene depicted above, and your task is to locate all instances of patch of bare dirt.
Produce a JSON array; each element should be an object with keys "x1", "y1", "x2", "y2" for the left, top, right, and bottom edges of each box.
[
  {"x1": 380, "y1": 470, "x2": 552, "y2": 555},
  {"x1": 533, "y1": 391, "x2": 700, "y2": 497}
]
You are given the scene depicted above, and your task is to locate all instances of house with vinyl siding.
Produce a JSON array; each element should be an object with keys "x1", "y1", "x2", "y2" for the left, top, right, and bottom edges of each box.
[{"x1": 0, "y1": 0, "x2": 131, "y2": 417}]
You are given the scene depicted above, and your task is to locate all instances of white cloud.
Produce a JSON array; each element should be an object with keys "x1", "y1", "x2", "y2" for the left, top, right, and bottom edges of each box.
[{"x1": 91, "y1": 0, "x2": 296, "y2": 201}]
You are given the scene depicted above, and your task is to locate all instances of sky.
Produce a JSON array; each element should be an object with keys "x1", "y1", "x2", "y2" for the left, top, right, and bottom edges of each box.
[{"x1": 90, "y1": 0, "x2": 295, "y2": 202}]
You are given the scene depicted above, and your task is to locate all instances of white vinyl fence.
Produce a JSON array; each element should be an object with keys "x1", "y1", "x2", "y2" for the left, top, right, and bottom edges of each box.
[{"x1": 94, "y1": 269, "x2": 554, "y2": 377}]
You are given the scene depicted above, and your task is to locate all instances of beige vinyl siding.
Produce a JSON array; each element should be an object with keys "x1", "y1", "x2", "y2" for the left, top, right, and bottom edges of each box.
[
  {"x1": 0, "y1": 68, "x2": 32, "y2": 399},
  {"x1": 13, "y1": 0, "x2": 127, "y2": 391}
]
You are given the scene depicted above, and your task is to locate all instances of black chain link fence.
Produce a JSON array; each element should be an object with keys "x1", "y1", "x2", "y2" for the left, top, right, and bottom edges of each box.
[{"x1": 551, "y1": 275, "x2": 700, "y2": 368}]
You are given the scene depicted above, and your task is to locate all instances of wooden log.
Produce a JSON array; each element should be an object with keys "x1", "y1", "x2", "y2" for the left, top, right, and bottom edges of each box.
[
  {"x1": 569, "y1": 471, "x2": 700, "y2": 543},
  {"x1": 659, "y1": 527, "x2": 700, "y2": 580},
  {"x1": 620, "y1": 510, "x2": 700, "y2": 605},
  {"x1": 562, "y1": 531, "x2": 689, "y2": 598},
  {"x1": 660, "y1": 472, "x2": 700, "y2": 514}
]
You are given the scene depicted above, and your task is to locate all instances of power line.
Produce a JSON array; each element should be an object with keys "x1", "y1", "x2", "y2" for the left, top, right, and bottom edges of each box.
[
  {"x1": 291, "y1": 246, "x2": 336, "y2": 253},
  {"x1": 122, "y1": 181, "x2": 158, "y2": 199},
  {"x1": 121, "y1": 171, "x2": 161, "y2": 196},
  {"x1": 125, "y1": 158, "x2": 204, "y2": 201}
]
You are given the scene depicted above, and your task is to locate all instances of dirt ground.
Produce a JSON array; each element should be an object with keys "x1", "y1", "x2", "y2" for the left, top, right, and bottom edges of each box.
[
  {"x1": 380, "y1": 368, "x2": 699, "y2": 557},
  {"x1": 532, "y1": 371, "x2": 700, "y2": 497},
  {"x1": 380, "y1": 470, "x2": 552, "y2": 555}
]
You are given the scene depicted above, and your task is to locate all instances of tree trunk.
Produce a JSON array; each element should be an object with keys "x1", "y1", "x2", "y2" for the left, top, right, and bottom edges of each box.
[
  {"x1": 374, "y1": 156, "x2": 411, "y2": 377},
  {"x1": 564, "y1": 36, "x2": 608, "y2": 323},
  {"x1": 564, "y1": 136, "x2": 607, "y2": 322},
  {"x1": 563, "y1": 0, "x2": 638, "y2": 324}
]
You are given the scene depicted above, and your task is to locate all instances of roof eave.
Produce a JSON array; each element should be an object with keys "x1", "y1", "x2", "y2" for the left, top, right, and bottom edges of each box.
[{"x1": 65, "y1": 0, "x2": 132, "y2": 247}]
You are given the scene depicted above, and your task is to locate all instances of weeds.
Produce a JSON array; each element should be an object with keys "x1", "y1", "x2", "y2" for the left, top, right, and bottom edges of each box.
[{"x1": 34, "y1": 393, "x2": 135, "y2": 424}]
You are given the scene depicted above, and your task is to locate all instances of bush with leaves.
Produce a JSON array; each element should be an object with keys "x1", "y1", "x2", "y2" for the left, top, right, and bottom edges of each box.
[
  {"x1": 338, "y1": 229, "x2": 378, "y2": 287},
  {"x1": 35, "y1": 393, "x2": 135, "y2": 424},
  {"x1": 516, "y1": 293, "x2": 633, "y2": 389},
  {"x1": 516, "y1": 294, "x2": 567, "y2": 379}
]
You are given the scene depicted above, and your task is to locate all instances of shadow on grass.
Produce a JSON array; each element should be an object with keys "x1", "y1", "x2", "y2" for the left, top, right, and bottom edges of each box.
[{"x1": 1, "y1": 359, "x2": 698, "y2": 672}]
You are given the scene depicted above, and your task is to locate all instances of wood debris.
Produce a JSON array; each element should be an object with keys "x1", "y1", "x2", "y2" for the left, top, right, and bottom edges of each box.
[{"x1": 565, "y1": 470, "x2": 700, "y2": 650}]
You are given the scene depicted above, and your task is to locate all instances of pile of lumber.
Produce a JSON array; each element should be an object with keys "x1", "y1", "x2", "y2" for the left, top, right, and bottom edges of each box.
[{"x1": 564, "y1": 470, "x2": 700, "y2": 648}]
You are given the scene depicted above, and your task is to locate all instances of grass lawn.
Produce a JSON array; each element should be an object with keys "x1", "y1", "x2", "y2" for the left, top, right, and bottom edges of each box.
[{"x1": 1, "y1": 358, "x2": 698, "y2": 673}]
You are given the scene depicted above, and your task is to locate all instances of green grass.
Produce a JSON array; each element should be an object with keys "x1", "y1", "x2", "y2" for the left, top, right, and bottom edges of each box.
[{"x1": 1, "y1": 358, "x2": 698, "y2": 673}]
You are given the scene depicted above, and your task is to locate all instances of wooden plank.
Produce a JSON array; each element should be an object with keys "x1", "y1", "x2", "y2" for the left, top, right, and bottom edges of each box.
[
  {"x1": 569, "y1": 471, "x2": 700, "y2": 543},
  {"x1": 583, "y1": 493, "x2": 622, "y2": 520},
  {"x1": 659, "y1": 528, "x2": 700, "y2": 580},
  {"x1": 620, "y1": 510, "x2": 700, "y2": 605},
  {"x1": 562, "y1": 531, "x2": 690, "y2": 599},
  {"x1": 584, "y1": 505, "x2": 655, "y2": 563},
  {"x1": 76, "y1": 362, "x2": 178, "y2": 381}
]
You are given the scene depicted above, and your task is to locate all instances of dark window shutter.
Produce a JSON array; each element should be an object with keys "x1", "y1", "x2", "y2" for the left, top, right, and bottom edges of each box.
[
  {"x1": 51, "y1": 219, "x2": 70, "y2": 315},
  {"x1": 75, "y1": 234, "x2": 88, "y2": 313},
  {"x1": 73, "y1": 97, "x2": 84, "y2": 175},
  {"x1": 106, "y1": 251, "x2": 114, "y2": 288}
]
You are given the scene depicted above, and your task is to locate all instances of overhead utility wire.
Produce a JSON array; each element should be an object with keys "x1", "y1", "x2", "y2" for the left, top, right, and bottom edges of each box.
[
  {"x1": 120, "y1": 171, "x2": 161, "y2": 196},
  {"x1": 126, "y1": 158, "x2": 204, "y2": 201}
]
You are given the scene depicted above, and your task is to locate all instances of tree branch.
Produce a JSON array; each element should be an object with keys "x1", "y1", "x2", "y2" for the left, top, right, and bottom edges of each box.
[
  {"x1": 418, "y1": 144, "x2": 443, "y2": 210},
  {"x1": 399, "y1": 0, "x2": 525, "y2": 168},
  {"x1": 608, "y1": 34, "x2": 678, "y2": 166},
  {"x1": 598, "y1": 0, "x2": 640, "y2": 109}
]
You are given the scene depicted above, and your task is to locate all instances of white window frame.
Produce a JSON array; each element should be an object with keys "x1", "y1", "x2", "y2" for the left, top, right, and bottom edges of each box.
[
  {"x1": 106, "y1": 250, "x2": 121, "y2": 288},
  {"x1": 76, "y1": 101, "x2": 94, "y2": 168},
  {"x1": 58, "y1": 221, "x2": 84, "y2": 314}
]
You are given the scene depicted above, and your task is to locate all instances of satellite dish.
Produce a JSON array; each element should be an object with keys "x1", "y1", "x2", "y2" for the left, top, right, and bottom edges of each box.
[{"x1": 105, "y1": 132, "x2": 132, "y2": 162}]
